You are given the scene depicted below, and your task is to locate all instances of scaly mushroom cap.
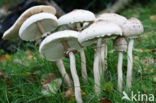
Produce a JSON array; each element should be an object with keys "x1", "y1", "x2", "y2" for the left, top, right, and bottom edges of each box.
[
  {"x1": 39, "y1": 30, "x2": 81, "y2": 61},
  {"x1": 19, "y1": 13, "x2": 58, "y2": 41},
  {"x1": 96, "y1": 13, "x2": 127, "y2": 26},
  {"x1": 3, "y1": 5, "x2": 56, "y2": 40},
  {"x1": 58, "y1": 9, "x2": 96, "y2": 25},
  {"x1": 114, "y1": 37, "x2": 127, "y2": 52},
  {"x1": 78, "y1": 21, "x2": 122, "y2": 46},
  {"x1": 121, "y1": 17, "x2": 144, "y2": 38}
]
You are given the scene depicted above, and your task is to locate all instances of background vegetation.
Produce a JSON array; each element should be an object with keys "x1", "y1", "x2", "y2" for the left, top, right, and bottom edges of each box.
[{"x1": 0, "y1": 0, "x2": 156, "y2": 103}]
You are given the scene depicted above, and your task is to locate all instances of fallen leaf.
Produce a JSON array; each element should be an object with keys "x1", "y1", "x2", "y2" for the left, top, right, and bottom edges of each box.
[
  {"x1": 65, "y1": 88, "x2": 74, "y2": 98},
  {"x1": 41, "y1": 73, "x2": 57, "y2": 85},
  {"x1": 41, "y1": 78, "x2": 62, "y2": 95},
  {"x1": 65, "y1": 88, "x2": 75, "y2": 101},
  {"x1": 99, "y1": 98, "x2": 112, "y2": 103},
  {"x1": 41, "y1": 77, "x2": 51, "y2": 85}
]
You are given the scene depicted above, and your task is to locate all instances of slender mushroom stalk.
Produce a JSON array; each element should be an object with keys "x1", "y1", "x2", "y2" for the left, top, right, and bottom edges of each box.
[
  {"x1": 94, "y1": 38, "x2": 102, "y2": 96},
  {"x1": 76, "y1": 23, "x2": 88, "y2": 82},
  {"x1": 69, "y1": 52, "x2": 82, "y2": 103},
  {"x1": 55, "y1": 59, "x2": 72, "y2": 87},
  {"x1": 61, "y1": 38, "x2": 83, "y2": 102},
  {"x1": 114, "y1": 37, "x2": 127, "y2": 92},
  {"x1": 61, "y1": 39, "x2": 83, "y2": 103},
  {"x1": 80, "y1": 49, "x2": 88, "y2": 82},
  {"x1": 93, "y1": 50, "x2": 100, "y2": 96},
  {"x1": 101, "y1": 40, "x2": 108, "y2": 72},
  {"x1": 126, "y1": 39, "x2": 134, "y2": 89},
  {"x1": 121, "y1": 17, "x2": 144, "y2": 90},
  {"x1": 117, "y1": 52, "x2": 123, "y2": 92}
]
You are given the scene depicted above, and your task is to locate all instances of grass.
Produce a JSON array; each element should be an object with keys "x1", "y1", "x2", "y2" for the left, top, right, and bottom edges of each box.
[{"x1": 0, "y1": 1, "x2": 156, "y2": 103}]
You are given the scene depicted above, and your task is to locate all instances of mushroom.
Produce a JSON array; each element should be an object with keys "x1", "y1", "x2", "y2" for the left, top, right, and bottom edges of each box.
[
  {"x1": 114, "y1": 37, "x2": 127, "y2": 92},
  {"x1": 58, "y1": 9, "x2": 96, "y2": 82},
  {"x1": 78, "y1": 21, "x2": 122, "y2": 96},
  {"x1": 19, "y1": 12, "x2": 58, "y2": 41},
  {"x1": 18, "y1": 12, "x2": 72, "y2": 87},
  {"x1": 39, "y1": 30, "x2": 83, "y2": 103},
  {"x1": 96, "y1": 13, "x2": 127, "y2": 72},
  {"x1": 3, "y1": 5, "x2": 56, "y2": 40},
  {"x1": 121, "y1": 17, "x2": 144, "y2": 89},
  {"x1": 58, "y1": 9, "x2": 95, "y2": 29}
]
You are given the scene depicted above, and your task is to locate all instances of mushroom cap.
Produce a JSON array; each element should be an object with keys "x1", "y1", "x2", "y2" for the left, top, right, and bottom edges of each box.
[
  {"x1": 121, "y1": 17, "x2": 144, "y2": 38},
  {"x1": 58, "y1": 9, "x2": 96, "y2": 25},
  {"x1": 39, "y1": 30, "x2": 81, "y2": 61},
  {"x1": 78, "y1": 21, "x2": 122, "y2": 46},
  {"x1": 114, "y1": 37, "x2": 127, "y2": 52},
  {"x1": 96, "y1": 13, "x2": 127, "y2": 26},
  {"x1": 19, "y1": 13, "x2": 58, "y2": 41},
  {"x1": 3, "y1": 5, "x2": 56, "y2": 40}
]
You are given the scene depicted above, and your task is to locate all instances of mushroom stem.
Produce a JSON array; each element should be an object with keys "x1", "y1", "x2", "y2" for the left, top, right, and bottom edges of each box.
[
  {"x1": 36, "y1": 21, "x2": 46, "y2": 44},
  {"x1": 76, "y1": 23, "x2": 82, "y2": 31},
  {"x1": 93, "y1": 51, "x2": 100, "y2": 96},
  {"x1": 69, "y1": 52, "x2": 82, "y2": 103},
  {"x1": 80, "y1": 49, "x2": 88, "y2": 82},
  {"x1": 76, "y1": 23, "x2": 88, "y2": 83},
  {"x1": 93, "y1": 38, "x2": 102, "y2": 96},
  {"x1": 55, "y1": 59, "x2": 73, "y2": 87},
  {"x1": 117, "y1": 52, "x2": 123, "y2": 92},
  {"x1": 101, "y1": 40, "x2": 107, "y2": 72},
  {"x1": 126, "y1": 39, "x2": 134, "y2": 89},
  {"x1": 36, "y1": 21, "x2": 45, "y2": 34}
]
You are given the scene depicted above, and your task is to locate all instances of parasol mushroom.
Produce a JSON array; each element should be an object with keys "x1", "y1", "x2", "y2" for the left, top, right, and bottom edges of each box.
[
  {"x1": 114, "y1": 37, "x2": 127, "y2": 92},
  {"x1": 58, "y1": 9, "x2": 96, "y2": 82},
  {"x1": 121, "y1": 17, "x2": 144, "y2": 89},
  {"x1": 78, "y1": 21, "x2": 122, "y2": 96},
  {"x1": 39, "y1": 30, "x2": 83, "y2": 103},
  {"x1": 96, "y1": 13, "x2": 127, "y2": 72},
  {"x1": 3, "y1": 5, "x2": 56, "y2": 40}
]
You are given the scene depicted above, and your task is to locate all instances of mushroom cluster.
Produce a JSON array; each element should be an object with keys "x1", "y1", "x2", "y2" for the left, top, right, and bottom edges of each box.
[{"x1": 2, "y1": 4, "x2": 144, "y2": 103}]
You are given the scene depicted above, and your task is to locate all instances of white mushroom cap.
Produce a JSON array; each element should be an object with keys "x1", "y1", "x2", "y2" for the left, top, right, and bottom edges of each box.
[
  {"x1": 19, "y1": 13, "x2": 58, "y2": 41},
  {"x1": 78, "y1": 21, "x2": 122, "y2": 46},
  {"x1": 58, "y1": 9, "x2": 96, "y2": 25},
  {"x1": 3, "y1": 5, "x2": 56, "y2": 40},
  {"x1": 96, "y1": 13, "x2": 127, "y2": 26},
  {"x1": 39, "y1": 30, "x2": 81, "y2": 61},
  {"x1": 121, "y1": 17, "x2": 144, "y2": 38}
]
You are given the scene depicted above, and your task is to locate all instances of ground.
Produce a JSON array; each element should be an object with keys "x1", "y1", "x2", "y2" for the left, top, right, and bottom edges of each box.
[{"x1": 0, "y1": 1, "x2": 156, "y2": 103}]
